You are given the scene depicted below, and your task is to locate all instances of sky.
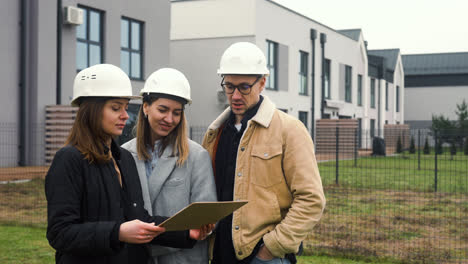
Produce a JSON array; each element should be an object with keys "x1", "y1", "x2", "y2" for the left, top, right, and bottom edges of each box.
[{"x1": 272, "y1": 0, "x2": 468, "y2": 54}]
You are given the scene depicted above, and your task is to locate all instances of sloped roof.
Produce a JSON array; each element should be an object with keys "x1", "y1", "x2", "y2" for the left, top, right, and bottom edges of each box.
[
  {"x1": 367, "y1": 49, "x2": 400, "y2": 72},
  {"x1": 337, "y1": 29, "x2": 362, "y2": 41},
  {"x1": 402, "y1": 52, "x2": 468, "y2": 75}
]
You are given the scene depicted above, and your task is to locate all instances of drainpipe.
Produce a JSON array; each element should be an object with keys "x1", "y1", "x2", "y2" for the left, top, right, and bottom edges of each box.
[
  {"x1": 19, "y1": 0, "x2": 27, "y2": 166},
  {"x1": 56, "y1": 0, "x2": 62, "y2": 104},
  {"x1": 310, "y1": 29, "x2": 317, "y2": 141},
  {"x1": 320, "y1": 33, "x2": 327, "y2": 119}
]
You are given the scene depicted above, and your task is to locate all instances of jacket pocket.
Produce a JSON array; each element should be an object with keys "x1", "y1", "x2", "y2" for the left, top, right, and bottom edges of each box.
[
  {"x1": 250, "y1": 145, "x2": 283, "y2": 188},
  {"x1": 163, "y1": 177, "x2": 185, "y2": 187}
]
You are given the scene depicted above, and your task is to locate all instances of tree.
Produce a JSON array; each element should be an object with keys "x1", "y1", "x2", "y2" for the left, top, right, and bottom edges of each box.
[
  {"x1": 423, "y1": 137, "x2": 430, "y2": 154},
  {"x1": 396, "y1": 136, "x2": 403, "y2": 153},
  {"x1": 455, "y1": 99, "x2": 468, "y2": 147},
  {"x1": 409, "y1": 136, "x2": 416, "y2": 154}
]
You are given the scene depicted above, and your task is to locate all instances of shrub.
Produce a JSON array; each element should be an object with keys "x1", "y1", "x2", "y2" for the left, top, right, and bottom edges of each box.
[
  {"x1": 464, "y1": 137, "x2": 468, "y2": 156},
  {"x1": 423, "y1": 137, "x2": 430, "y2": 154},
  {"x1": 409, "y1": 136, "x2": 416, "y2": 154},
  {"x1": 450, "y1": 142, "x2": 457, "y2": 155},
  {"x1": 396, "y1": 136, "x2": 403, "y2": 153}
]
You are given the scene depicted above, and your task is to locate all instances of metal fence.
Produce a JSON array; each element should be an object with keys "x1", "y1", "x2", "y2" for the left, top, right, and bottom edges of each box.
[{"x1": 0, "y1": 124, "x2": 467, "y2": 263}]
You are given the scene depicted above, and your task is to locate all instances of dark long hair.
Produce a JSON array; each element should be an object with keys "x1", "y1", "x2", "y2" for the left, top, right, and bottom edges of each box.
[{"x1": 65, "y1": 98, "x2": 112, "y2": 164}]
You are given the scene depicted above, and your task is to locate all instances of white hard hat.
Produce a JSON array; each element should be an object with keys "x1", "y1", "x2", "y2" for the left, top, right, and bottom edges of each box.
[
  {"x1": 217, "y1": 42, "x2": 270, "y2": 75},
  {"x1": 71, "y1": 64, "x2": 139, "y2": 106},
  {"x1": 140, "y1": 68, "x2": 192, "y2": 104}
]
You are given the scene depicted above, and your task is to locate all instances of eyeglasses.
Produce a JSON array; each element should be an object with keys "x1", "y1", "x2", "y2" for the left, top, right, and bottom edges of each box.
[{"x1": 220, "y1": 76, "x2": 262, "y2": 95}]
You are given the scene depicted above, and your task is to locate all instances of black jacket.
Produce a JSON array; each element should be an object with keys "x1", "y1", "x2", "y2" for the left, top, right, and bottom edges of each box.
[{"x1": 45, "y1": 141, "x2": 195, "y2": 264}]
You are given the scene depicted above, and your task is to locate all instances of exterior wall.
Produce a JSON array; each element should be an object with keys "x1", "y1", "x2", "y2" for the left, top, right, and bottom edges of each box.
[
  {"x1": 0, "y1": 0, "x2": 170, "y2": 166},
  {"x1": 0, "y1": 0, "x2": 21, "y2": 166},
  {"x1": 393, "y1": 56, "x2": 405, "y2": 124},
  {"x1": 405, "y1": 85, "x2": 468, "y2": 128},
  {"x1": 171, "y1": 0, "x2": 255, "y2": 40},
  {"x1": 171, "y1": 0, "x2": 370, "y2": 134}
]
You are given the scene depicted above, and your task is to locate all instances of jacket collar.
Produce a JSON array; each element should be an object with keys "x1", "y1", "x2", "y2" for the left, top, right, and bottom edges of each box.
[{"x1": 208, "y1": 95, "x2": 276, "y2": 130}]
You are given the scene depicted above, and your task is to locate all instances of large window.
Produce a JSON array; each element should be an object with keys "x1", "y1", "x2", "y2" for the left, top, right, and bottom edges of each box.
[
  {"x1": 76, "y1": 6, "x2": 103, "y2": 71},
  {"x1": 299, "y1": 51, "x2": 308, "y2": 95},
  {"x1": 266, "y1": 40, "x2": 278, "y2": 90},
  {"x1": 396, "y1": 85, "x2": 400, "y2": 112},
  {"x1": 345, "y1": 65, "x2": 352, "y2": 103},
  {"x1": 385, "y1": 82, "x2": 389, "y2": 110},
  {"x1": 299, "y1": 111, "x2": 308, "y2": 128},
  {"x1": 324, "y1": 59, "x2": 331, "y2": 99},
  {"x1": 121, "y1": 17, "x2": 143, "y2": 79},
  {"x1": 370, "y1": 78, "x2": 376, "y2": 108},
  {"x1": 357, "y1": 74, "x2": 362, "y2": 106},
  {"x1": 370, "y1": 119, "x2": 375, "y2": 138}
]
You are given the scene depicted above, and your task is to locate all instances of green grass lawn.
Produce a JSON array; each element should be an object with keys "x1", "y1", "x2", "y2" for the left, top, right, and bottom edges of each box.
[
  {"x1": 319, "y1": 151, "x2": 468, "y2": 193},
  {"x1": 0, "y1": 225, "x2": 54, "y2": 264},
  {"x1": 0, "y1": 225, "x2": 398, "y2": 264}
]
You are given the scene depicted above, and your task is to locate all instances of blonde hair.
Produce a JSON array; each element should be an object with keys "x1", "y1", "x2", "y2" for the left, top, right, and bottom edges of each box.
[{"x1": 135, "y1": 97, "x2": 189, "y2": 167}]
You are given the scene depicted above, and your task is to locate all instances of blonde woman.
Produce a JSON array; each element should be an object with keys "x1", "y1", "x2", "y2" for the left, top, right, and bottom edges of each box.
[{"x1": 122, "y1": 68, "x2": 217, "y2": 264}]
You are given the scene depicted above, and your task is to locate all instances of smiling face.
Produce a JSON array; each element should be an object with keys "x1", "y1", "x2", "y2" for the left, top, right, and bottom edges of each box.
[
  {"x1": 143, "y1": 98, "x2": 183, "y2": 142},
  {"x1": 223, "y1": 75, "x2": 265, "y2": 124},
  {"x1": 101, "y1": 98, "x2": 130, "y2": 137}
]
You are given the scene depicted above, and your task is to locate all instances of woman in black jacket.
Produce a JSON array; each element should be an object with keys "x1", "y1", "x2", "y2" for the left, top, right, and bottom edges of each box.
[{"x1": 45, "y1": 64, "x2": 212, "y2": 264}]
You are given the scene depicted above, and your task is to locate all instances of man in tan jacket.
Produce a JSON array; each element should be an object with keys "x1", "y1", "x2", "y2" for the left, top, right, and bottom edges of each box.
[{"x1": 202, "y1": 42, "x2": 325, "y2": 264}]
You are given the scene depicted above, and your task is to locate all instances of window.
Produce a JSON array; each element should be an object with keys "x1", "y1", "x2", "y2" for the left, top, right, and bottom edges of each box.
[
  {"x1": 370, "y1": 78, "x2": 376, "y2": 108},
  {"x1": 385, "y1": 82, "x2": 389, "y2": 110},
  {"x1": 76, "y1": 6, "x2": 103, "y2": 71},
  {"x1": 396, "y1": 85, "x2": 400, "y2": 112},
  {"x1": 299, "y1": 51, "x2": 308, "y2": 95},
  {"x1": 324, "y1": 59, "x2": 331, "y2": 99},
  {"x1": 370, "y1": 119, "x2": 375, "y2": 138},
  {"x1": 345, "y1": 65, "x2": 352, "y2": 103},
  {"x1": 121, "y1": 17, "x2": 143, "y2": 79},
  {"x1": 357, "y1": 74, "x2": 362, "y2": 106},
  {"x1": 299, "y1": 111, "x2": 308, "y2": 128},
  {"x1": 266, "y1": 40, "x2": 278, "y2": 90}
]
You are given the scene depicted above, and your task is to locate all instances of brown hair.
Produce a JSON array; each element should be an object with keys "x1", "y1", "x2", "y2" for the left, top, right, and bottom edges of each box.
[
  {"x1": 65, "y1": 98, "x2": 112, "y2": 164},
  {"x1": 136, "y1": 96, "x2": 189, "y2": 167}
]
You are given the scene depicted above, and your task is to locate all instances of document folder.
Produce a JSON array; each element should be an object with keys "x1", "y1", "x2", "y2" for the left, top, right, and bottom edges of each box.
[{"x1": 158, "y1": 201, "x2": 248, "y2": 231}]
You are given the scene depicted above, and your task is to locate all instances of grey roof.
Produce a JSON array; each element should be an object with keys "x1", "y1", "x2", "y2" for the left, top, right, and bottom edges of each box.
[
  {"x1": 367, "y1": 49, "x2": 400, "y2": 72},
  {"x1": 337, "y1": 29, "x2": 362, "y2": 41},
  {"x1": 402, "y1": 52, "x2": 468, "y2": 75}
]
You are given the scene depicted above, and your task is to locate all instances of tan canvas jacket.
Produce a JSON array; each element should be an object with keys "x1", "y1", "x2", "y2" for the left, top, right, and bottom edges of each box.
[{"x1": 202, "y1": 96, "x2": 325, "y2": 260}]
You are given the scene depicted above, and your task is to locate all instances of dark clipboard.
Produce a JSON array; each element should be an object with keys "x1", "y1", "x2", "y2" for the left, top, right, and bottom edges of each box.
[{"x1": 158, "y1": 201, "x2": 248, "y2": 231}]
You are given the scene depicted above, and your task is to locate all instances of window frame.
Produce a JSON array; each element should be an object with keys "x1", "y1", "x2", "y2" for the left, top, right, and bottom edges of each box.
[
  {"x1": 345, "y1": 65, "x2": 352, "y2": 103},
  {"x1": 324, "y1": 59, "x2": 331, "y2": 99},
  {"x1": 396, "y1": 85, "x2": 400, "y2": 112},
  {"x1": 370, "y1": 78, "x2": 376, "y2": 108},
  {"x1": 121, "y1": 16, "x2": 144, "y2": 80},
  {"x1": 266, "y1": 40, "x2": 278, "y2": 90},
  {"x1": 76, "y1": 5, "x2": 104, "y2": 71},
  {"x1": 298, "y1": 111, "x2": 308, "y2": 128},
  {"x1": 299, "y1": 50, "x2": 308, "y2": 95},
  {"x1": 357, "y1": 74, "x2": 362, "y2": 106}
]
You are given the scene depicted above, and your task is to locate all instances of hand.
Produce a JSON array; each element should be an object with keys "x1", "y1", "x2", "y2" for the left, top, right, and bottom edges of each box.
[
  {"x1": 189, "y1": 223, "x2": 215, "y2": 240},
  {"x1": 256, "y1": 244, "x2": 274, "y2": 261},
  {"x1": 119, "y1": 219, "x2": 166, "y2": 244}
]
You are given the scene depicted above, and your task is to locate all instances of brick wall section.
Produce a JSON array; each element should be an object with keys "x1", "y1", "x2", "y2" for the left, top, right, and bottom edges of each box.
[
  {"x1": 316, "y1": 119, "x2": 358, "y2": 157},
  {"x1": 45, "y1": 105, "x2": 78, "y2": 165}
]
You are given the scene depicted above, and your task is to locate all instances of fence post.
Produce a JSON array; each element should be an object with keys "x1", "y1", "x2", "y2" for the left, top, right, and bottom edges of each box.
[
  {"x1": 336, "y1": 127, "x2": 339, "y2": 185},
  {"x1": 434, "y1": 131, "x2": 438, "y2": 192},
  {"x1": 354, "y1": 128, "x2": 358, "y2": 167},
  {"x1": 418, "y1": 129, "x2": 421, "y2": 170}
]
